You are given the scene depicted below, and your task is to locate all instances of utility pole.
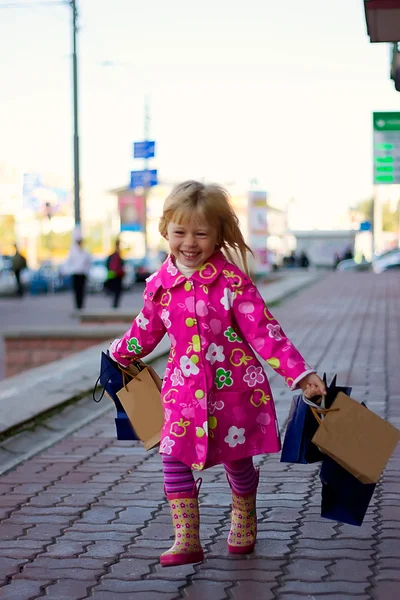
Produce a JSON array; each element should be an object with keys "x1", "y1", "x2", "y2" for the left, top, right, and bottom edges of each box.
[
  {"x1": 143, "y1": 96, "x2": 150, "y2": 255},
  {"x1": 71, "y1": 0, "x2": 81, "y2": 226}
]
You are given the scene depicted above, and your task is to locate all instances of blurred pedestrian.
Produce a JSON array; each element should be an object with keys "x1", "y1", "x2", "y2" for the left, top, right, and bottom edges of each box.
[
  {"x1": 11, "y1": 244, "x2": 27, "y2": 297},
  {"x1": 299, "y1": 251, "x2": 310, "y2": 268},
  {"x1": 105, "y1": 239, "x2": 125, "y2": 309},
  {"x1": 63, "y1": 233, "x2": 92, "y2": 310}
]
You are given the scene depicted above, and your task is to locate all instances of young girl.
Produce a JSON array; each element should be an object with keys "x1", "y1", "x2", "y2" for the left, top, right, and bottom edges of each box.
[{"x1": 109, "y1": 180, "x2": 326, "y2": 567}]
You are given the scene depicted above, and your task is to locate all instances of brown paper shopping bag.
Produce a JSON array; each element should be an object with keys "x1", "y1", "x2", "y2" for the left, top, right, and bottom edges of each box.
[
  {"x1": 311, "y1": 392, "x2": 400, "y2": 484},
  {"x1": 117, "y1": 363, "x2": 164, "y2": 451}
]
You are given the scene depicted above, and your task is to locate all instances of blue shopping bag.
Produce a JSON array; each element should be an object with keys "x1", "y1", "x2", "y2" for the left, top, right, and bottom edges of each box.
[
  {"x1": 281, "y1": 375, "x2": 352, "y2": 464},
  {"x1": 93, "y1": 351, "x2": 139, "y2": 441},
  {"x1": 320, "y1": 456, "x2": 376, "y2": 526}
]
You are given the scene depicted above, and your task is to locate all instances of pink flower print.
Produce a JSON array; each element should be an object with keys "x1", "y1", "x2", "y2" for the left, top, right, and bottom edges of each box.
[
  {"x1": 164, "y1": 367, "x2": 170, "y2": 381},
  {"x1": 160, "y1": 436, "x2": 175, "y2": 454},
  {"x1": 252, "y1": 337, "x2": 265, "y2": 353},
  {"x1": 185, "y1": 296, "x2": 195, "y2": 313},
  {"x1": 170, "y1": 367, "x2": 184, "y2": 387},
  {"x1": 167, "y1": 259, "x2": 178, "y2": 276},
  {"x1": 164, "y1": 408, "x2": 172, "y2": 422},
  {"x1": 238, "y1": 301, "x2": 255, "y2": 321},
  {"x1": 210, "y1": 319, "x2": 222, "y2": 335},
  {"x1": 169, "y1": 333, "x2": 177, "y2": 347},
  {"x1": 267, "y1": 323, "x2": 282, "y2": 341},
  {"x1": 161, "y1": 309, "x2": 171, "y2": 328},
  {"x1": 256, "y1": 413, "x2": 271, "y2": 426},
  {"x1": 208, "y1": 398, "x2": 225, "y2": 414},
  {"x1": 181, "y1": 403, "x2": 195, "y2": 419},
  {"x1": 243, "y1": 365, "x2": 265, "y2": 387},
  {"x1": 196, "y1": 300, "x2": 209, "y2": 316}
]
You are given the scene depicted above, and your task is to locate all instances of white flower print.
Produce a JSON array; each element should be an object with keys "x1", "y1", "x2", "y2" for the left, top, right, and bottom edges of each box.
[
  {"x1": 167, "y1": 260, "x2": 178, "y2": 276},
  {"x1": 145, "y1": 271, "x2": 159, "y2": 283},
  {"x1": 220, "y1": 288, "x2": 235, "y2": 310},
  {"x1": 135, "y1": 311, "x2": 149, "y2": 330},
  {"x1": 224, "y1": 426, "x2": 246, "y2": 448},
  {"x1": 180, "y1": 355, "x2": 200, "y2": 377},
  {"x1": 170, "y1": 367, "x2": 184, "y2": 387},
  {"x1": 243, "y1": 365, "x2": 265, "y2": 387},
  {"x1": 267, "y1": 323, "x2": 282, "y2": 341},
  {"x1": 205, "y1": 343, "x2": 225, "y2": 365},
  {"x1": 160, "y1": 436, "x2": 175, "y2": 454}
]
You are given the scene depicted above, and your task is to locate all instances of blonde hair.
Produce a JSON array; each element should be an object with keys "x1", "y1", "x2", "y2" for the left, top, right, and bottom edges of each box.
[{"x1": 159, "y1": 180, "x2": 254, "y2": 276}]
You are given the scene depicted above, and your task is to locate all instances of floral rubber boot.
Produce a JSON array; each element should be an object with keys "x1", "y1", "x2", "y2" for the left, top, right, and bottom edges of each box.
[
  {"x1": 227, "y1": 469, "x2": 259, "y2": 554},
  {"x1": 160, "y1": 478, "x2": 204, "y2": 567}
]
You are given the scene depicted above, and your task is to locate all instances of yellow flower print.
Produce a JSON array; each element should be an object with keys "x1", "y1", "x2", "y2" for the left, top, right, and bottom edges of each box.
[
  {"x1": 200, "y1": 285, "x2": 209, "y2": 294},
  {"x1": 223, "y1": 270, "x2": 243, "y2": 288},
  {"x1": 187, "y1": 335, "x2": 201, "y2": 354},
  {"x1": 167, "y1": 347, "x2": 176, "y2": 363},
  {"x1": 267, "y1": 357, "x2": 280, "y2": 369},
  {"x1": 230, "y1": 348, "x2": 253, "y2": 367},
  {"x1": 170, "y1": 418, "x2": 191, "y2": 437},
  {"x1": 160, "y1": 291, "x2": 172, "y2": 306},
  {"x1": 163, "y1": 388, "x2": 178, "y2": 404},
  {"x1": 263, "y1": 306, "x2": 275, "y2": 321},
  {"x1": 192, "y1": 462, "x2": 204, "y2": 471},
  {"x1": 250, "y1": 389, "x2": 271, "y2": 408},
  {"x1": 196, "y1": 416, "x2": 218, "y2": 438},
  {"x1": 199, "y1": 262, "x2": 217, "y2": 279}
]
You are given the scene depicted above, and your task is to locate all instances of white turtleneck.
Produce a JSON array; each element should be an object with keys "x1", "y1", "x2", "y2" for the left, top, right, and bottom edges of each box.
[{"x1": 175, "y1": 259, "x2": 198, "y2": 279}]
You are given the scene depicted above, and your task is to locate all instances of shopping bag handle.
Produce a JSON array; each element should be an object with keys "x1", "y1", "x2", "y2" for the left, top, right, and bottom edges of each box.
[{"x1": 301, "y1": 394, "x2": 339, "y2": 426}]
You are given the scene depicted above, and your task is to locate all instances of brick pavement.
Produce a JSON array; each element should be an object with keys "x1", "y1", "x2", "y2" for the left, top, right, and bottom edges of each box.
[{"x1": 0, "y1": 272, "x2": 399, "y2": 600}]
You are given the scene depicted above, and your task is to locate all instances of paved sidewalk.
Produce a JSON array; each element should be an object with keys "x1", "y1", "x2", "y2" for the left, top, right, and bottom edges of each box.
[{"x1": 0, "y1": 272, "x2": 399, "y2": 599}]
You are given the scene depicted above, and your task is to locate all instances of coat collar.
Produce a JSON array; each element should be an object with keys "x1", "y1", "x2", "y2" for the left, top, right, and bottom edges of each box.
[{"x1": 158, "y1": 250, "x2": 228, "y2": 290}]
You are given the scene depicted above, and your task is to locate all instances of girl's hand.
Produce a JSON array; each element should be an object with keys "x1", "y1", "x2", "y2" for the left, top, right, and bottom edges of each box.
[{"x1": 298, "y1": 373, "x2": 327, "y2": 399}]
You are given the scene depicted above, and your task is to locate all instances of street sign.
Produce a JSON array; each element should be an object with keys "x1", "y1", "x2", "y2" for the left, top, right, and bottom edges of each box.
[
  {"x1": 133, "y1": 141, "x2": 155, "y2": 159},
  {"x1": 373, "y1": 112, "x2": 400, "y2": 184},
  {"x1": 129, "y1": 169, "x2": 158, "y2": 189}
]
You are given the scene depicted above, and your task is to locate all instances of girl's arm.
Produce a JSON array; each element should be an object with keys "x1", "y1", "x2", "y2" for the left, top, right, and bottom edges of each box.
[
  {"x1": 109, "y1": 294, "x2": 166, "y2": 367},
  {"x1": 231, "y1": 281, "x2": 314, "y2": 390}
]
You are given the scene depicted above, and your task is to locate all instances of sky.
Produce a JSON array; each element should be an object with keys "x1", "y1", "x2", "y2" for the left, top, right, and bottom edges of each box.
[{"x1": 0, "y1": 0, "x2": 400, "y2": 228}]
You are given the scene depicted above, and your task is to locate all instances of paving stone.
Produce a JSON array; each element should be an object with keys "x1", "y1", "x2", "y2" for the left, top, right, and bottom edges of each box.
[
  {"x1": 283, "y1": 558, "x2": 331, "y2": 581},
  {"x1": 278, "y1": 580, "x2": 370, "y2": 595},
  {"x1": 90, "y1": 592, "x2": 178, "y2": 600},
  {"x1": 229, "y1": 580, "x2": 276, "y2": 599},
  {"x1": 371, "y1": 581, "x2": 400, "y2": 599},
  {"x1": 328, "y1": 558, "x2": 375, "y2": 581},
  {"x1": 0, "y1": 579, "x2": 52, "y2": 599},
  {"x1": 92, "y1": 578, "x2": 184, "y2": 593},
  {"x1": 181, "y1": 579, "x2": 232, "y2": 599},
  {"x1": 42, "y1": 579, "x2": 98, "y2": 600},
  {"x1": 103, "y1": 557, "x2": 154, "y2": 580}
]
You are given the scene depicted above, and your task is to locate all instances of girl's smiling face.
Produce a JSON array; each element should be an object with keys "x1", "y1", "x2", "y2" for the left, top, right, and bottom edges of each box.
[{"x1": 166, "y1": 218, "x2": 218, "y2": 269}]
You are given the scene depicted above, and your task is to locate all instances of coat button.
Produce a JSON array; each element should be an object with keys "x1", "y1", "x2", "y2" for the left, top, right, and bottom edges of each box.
[
  {"x1": 185, "y1": 318, "x2": 195, "y2": 327},
  {"x1": 195, "y1": 390, "x2": 204, "y2": 399},
  {"x1": 184, "y1": 281, "x2": 192, "y2": 291}
]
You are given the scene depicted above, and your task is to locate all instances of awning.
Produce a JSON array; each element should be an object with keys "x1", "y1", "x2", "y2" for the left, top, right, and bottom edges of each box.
[{"x1": 364, "y1": 0, "x2": 400, "y2": 42}]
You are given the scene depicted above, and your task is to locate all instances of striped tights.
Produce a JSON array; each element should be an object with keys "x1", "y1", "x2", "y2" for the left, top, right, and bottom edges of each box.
[{"x1": 162, "y1": 455, "x2": 258, "y2": 495}]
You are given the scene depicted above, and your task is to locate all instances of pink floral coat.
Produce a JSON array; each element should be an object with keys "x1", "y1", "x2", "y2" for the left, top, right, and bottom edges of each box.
[{"x1": 111, "y1": 250, "x2": 313, "y2": 471}]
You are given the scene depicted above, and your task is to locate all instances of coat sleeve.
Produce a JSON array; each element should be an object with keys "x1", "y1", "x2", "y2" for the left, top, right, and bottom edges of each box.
[
  {"x1": 109, "y1": 284, "x2": 166, "y2": 367},
  {"x1": 230, "y1": 279, "x2": 314, "y2": 390}
]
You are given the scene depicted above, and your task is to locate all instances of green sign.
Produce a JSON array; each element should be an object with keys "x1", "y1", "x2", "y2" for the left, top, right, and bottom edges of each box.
[{"x1": 373, "y1": 112, "x2": 400, "y2": 184}]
